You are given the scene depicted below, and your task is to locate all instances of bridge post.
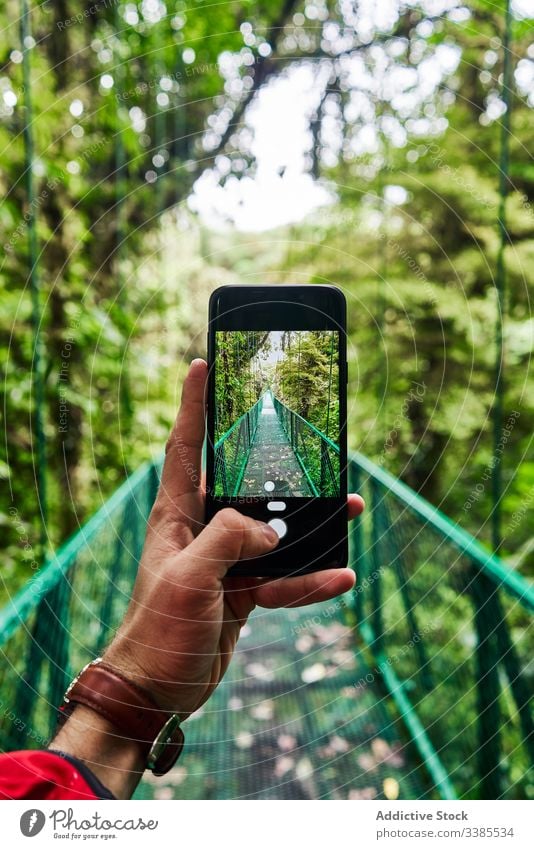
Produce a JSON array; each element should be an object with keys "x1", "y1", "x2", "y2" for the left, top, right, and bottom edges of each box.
[
  {"x1": 220, "y1": 442, "x2": 228, "y2": 495},
  {"x1": 369, "y1": 478, "x2": 385, "y2": 655},
  {"x1": 383, "y1": 499, "x2": 433, "y2": 691},
  {"x1": 471, "y1": 569, "x2": 503, "y2": 798},
  {"x1": 491, "y1": 596, "x2": 534, "y2": 767},
  {"x1": 350, "y1": 464, "x2": 366, "y2": 625},
  {"x1": 320, "y1": 441, "x2": 327, "y2": 496}
]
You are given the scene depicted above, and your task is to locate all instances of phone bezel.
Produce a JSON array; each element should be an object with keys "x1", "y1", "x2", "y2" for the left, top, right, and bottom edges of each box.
[{"x1": 205, "y1": 284, "x2": 348, "y2": 576}]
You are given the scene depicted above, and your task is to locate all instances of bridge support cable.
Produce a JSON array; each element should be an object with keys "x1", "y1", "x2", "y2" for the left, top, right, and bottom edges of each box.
[
  {"x1": 492, "y1": 0, "x2": 513, "y2": 552},
  {"x1": 273, "y1": 394, "x2": 340, "y2": 497},
  {"x1": 213, "y1": 396, "x2": 263, "y2": 496},
  {"x1": 20, "y1": 0, "x2": 47, "y2": 550}
]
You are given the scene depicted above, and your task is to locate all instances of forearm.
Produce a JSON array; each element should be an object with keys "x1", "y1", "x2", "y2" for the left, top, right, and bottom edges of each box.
[{"x1": 49, "y1": 704, "x2": 146, "y2": 800}]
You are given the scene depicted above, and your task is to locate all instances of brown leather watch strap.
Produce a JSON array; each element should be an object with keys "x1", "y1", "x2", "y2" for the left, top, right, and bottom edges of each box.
[
  {"x1": 57, "y1": 660, "x2": 184, "y2": 774},
  {"x1": 58, "y1": 657, "x2": 184, "y2": 775}
]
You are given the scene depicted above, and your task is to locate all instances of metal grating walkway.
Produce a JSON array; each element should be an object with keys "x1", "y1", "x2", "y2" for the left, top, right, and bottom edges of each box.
[
  {"x1": 135, "y1": 602, "x2": 424, "y2": 800},
  {"x1": 238, "y1": 394, "x2": 312, "y2": 497}
]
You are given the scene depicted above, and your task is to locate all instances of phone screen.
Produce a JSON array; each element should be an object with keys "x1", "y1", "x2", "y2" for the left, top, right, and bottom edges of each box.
[
  {"x1": 213, "y1": 330, "x2": 340, "y2": 500},
  {"x1": 206, "y1": 285, "x2": 347, "y2": 576}
]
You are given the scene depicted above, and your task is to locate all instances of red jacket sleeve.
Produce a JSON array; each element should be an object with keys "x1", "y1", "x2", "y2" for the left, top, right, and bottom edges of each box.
[{"x1": 0, "y1": 750, "x2": 115, "y2": 800}]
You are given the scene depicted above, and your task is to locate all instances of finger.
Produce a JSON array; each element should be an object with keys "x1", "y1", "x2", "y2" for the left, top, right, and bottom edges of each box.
[
  {"x1": 158, "y1": 358, "x2": 207, "y2": 510},
  {"x1": 222, "y1": 576, "x2": 262, "y2": 625},
  {"x1": 182, "y1": 509, "x2": 279, "y2": 582},
  {"x1": 348, "y1": 493, "x2": 365, "y2": 520},
  {"x1": 223, "y1": 495, "x2": 363, "y2": 601},
  {"x1": 251, "y1": 568, "x2": 355, "y2": 609}
]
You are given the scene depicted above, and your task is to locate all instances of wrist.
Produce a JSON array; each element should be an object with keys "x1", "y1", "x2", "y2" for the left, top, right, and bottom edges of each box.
[
  {"x1": 50, "y1": 704, "x2": 146, "y2": 799},
  {"x1": 56, "y1": 656, "x2": 186, "y2": 782}
]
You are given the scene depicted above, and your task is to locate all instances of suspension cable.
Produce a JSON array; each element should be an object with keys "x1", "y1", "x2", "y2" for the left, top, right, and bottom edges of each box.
[
  {"x1": 492, "y1": 0, "x2": 513, "y2": 552},
  {"x1": 20, "y1": 0, "x2": 47, "y2": 549},
  {"x1": 113, "y1": 3, "x2": 132, "y2": 467}
]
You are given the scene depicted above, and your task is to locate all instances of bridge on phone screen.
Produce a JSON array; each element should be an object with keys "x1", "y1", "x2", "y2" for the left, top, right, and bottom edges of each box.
[
  {"x1": 213, "y1": 391, "x2": 340, "y2": 499},
  {"x1": 1, "y1": 449, "x2": 532, "y2": 801}
]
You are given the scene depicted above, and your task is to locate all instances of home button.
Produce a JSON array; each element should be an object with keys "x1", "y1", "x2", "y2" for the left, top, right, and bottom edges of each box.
[{"x1": 268, "y1": 518, "x2": 288, "y2": 539}]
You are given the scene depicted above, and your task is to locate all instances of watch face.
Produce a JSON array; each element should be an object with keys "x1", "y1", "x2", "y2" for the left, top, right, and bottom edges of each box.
[{"x1": 148, "y1": 716, "x2": 185, "y2": 776}]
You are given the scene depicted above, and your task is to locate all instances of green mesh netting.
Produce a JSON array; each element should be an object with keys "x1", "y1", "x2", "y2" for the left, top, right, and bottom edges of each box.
[
  {"x1": 351, "y1": 455, "x2": 534, "y2": 800},
  {"x1": 0, "y1": 453, "x2": 532, "y2": 800},
  {"x1": 134, "y1": 603, "x2": 424, "y2": 800},
  {"x1": 0, "y1": 460, "x2": 160, "y2": 754}
]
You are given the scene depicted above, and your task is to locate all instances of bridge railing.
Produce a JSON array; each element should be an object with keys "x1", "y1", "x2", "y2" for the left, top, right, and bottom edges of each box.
[
  {"x1": 213, "y1": 396, "x2": 263, "y2": 497},
  {"x1": 0, "y1": 459, "x2": 162, "y2": 753},
  {"x1": 350, "y1": 451, "x2": 534, "y2": 800},
  {"x1": 272, "y1": 395, "x2": 340, "y2": 497},
  {"x1": 0, "y1": 451, "x2": 532, "y2": 799}
]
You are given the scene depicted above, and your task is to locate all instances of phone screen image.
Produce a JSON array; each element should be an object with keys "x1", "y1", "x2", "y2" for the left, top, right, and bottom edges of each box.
[
  {"x1": 206, "y1": 285, "x2": 347, "y2": 575},
  {"x1": 213, "y1": 330, "x2": 340, "y2": 500}
]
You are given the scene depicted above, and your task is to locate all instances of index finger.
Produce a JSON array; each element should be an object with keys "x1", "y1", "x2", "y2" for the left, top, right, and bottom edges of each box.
[
  {"x1": 251, "y1": 568, "x2": 355, "y2": 609},
  {"x1": 348, "y1": 492, "x2": 365, "y2": 519}
]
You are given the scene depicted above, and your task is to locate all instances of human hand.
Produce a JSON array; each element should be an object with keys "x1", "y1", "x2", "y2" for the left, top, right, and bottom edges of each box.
[{"x1": 103, "y1": 359, "x2": 365, "y2": 717}]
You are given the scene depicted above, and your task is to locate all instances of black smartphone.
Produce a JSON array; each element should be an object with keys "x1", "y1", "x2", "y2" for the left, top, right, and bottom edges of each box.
[{"x1": 205, "y1": 284, "x2": 347, "y2": 577}]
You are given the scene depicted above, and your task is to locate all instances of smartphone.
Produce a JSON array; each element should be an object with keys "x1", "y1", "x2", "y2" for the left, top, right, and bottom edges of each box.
[{"x1": 205, "y1": 284, "x2": 347, "y2": 577}]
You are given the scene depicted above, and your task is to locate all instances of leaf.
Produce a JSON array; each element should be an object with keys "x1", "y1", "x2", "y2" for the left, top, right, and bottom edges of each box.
[
  {"x1": 348, "y1": 787, "x2": 378, "y2": 800},
  {"x1": 383, "y1": 777, "x2": 400, "y2": 800},
  {"x1": 295, "y1": 634, "x2": 314, "y2": 653},
  {"x1": 296, "y1": 757, "x2": 314, "y2": 781},
  {"x1": 250, "y1": 699, "x2": 274, "y2": 720},
  {"x1": 245, "y1": 662, "x2": 275, "y2": 681},
  {"x1": 301, "y1": 663, "x2": 326, "y2": 683},
  {"x1": 274, "y1": 756, "x2": 295, "y2": 777},
  {"x1": 234, "y1": 731, "x2": 254, "y2": 749},
  {"x1": 277, "y1": 734, "x2": 297, "y2": 751},
  {"x1": 357, "y1": 752, "x2": 377, "y2": 772}
]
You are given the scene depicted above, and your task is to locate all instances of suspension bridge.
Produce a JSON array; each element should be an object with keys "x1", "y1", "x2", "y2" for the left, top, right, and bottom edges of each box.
[
  {"x1": 214, "y1": 391, "x2": 340, "y2": 499},
  {"x1": 0, "y1": 450, "x2": 532, "y2": 800},
  {"x1": 2, "y1": 0, "x2": 531, "y2": 803}
]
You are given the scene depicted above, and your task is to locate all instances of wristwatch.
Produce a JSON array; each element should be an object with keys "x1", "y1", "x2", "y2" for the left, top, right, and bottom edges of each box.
[{"x1": 57, "y1": 658, "x2": 185, "y2": 776}]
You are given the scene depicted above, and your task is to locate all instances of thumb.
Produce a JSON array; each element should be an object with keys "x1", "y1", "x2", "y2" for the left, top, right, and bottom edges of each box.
[{"x1": 183, "y1": 508, "x2": 279, "y2": 580}]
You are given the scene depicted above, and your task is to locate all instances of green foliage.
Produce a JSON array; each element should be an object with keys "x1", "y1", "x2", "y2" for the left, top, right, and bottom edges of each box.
[
  {"x1": 1, "y1": 0, "x2": 533, "y2": 581},
  {"x1": 214, "y1": 331, "x2": 267, "y2": 441},
  {"x1": 0, "y1": 0, "x2": 305, "y2": 590},
  {"x1": 214, "y1": 330, "x2": 340, "y2": 496},
  {"x1": 274, "y1": 331, "x2": 339, "y2": 440}
]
